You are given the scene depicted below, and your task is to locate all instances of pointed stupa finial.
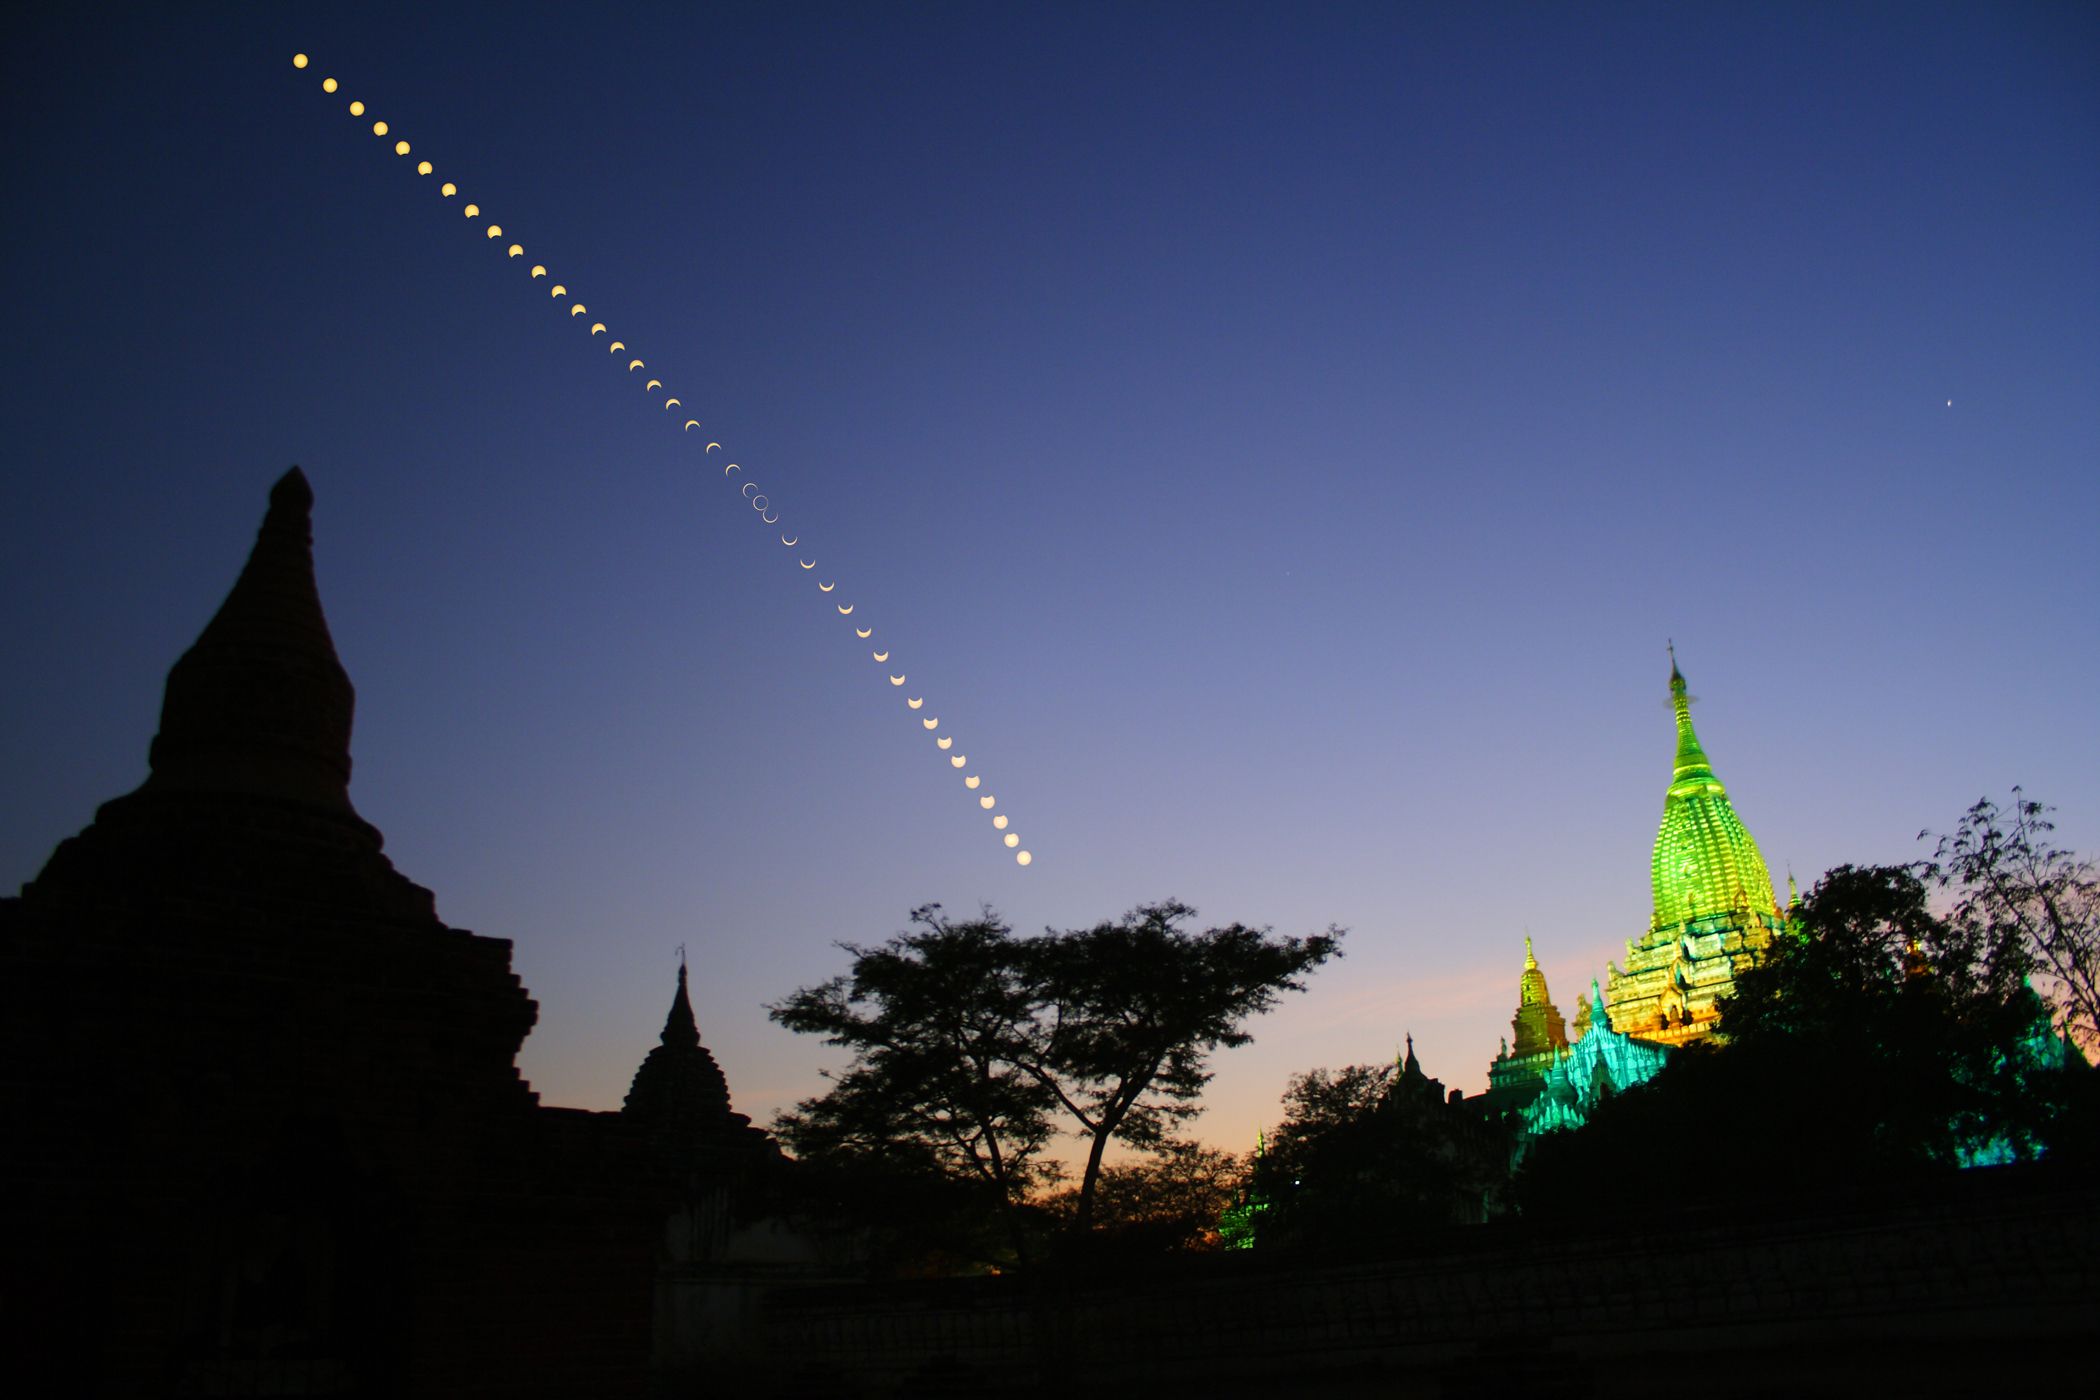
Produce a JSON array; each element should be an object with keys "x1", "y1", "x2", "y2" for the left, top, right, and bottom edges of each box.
[
  {"x1": 1524, "y1": 933, "x2": 1537, "y2": 970},
  {"x1": 1666, "y1": 646, "x2": 1718, "y2": 794},
  {"x1": 142, "y1": 467, "x2": 358, "y2": 813},
  {"x1": 1787, "y1": 868, "x2": 1801, "y2": 909},
  {"x1": 1401, "y1": 1032, "x2": 1421, "y2": 1077},
  {"x1": 660, "y1": 959, "x2": 700, "y2": 1049}
]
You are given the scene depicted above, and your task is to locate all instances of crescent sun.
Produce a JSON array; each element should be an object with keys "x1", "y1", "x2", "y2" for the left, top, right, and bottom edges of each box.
[
  {"x1": 531, "y1": 265, "x2": 547, "y2": 278},
  {"x1": 923, "y1": 718, "x2": 940, "y2": 731},
  {"x1": 705, "y1": 442, "x2": 721, "y2": 452},
  {"x1": 818, "y1": 582, "x2": 835, "y2": 593},
  {"x1": 684, "y1": 420, "x2": 700, "y2": 432},
  {"x1": 837, "y1": 604, "x2": 854, "y2": 616},
  {"x1": 872, "y1": 650, "x2": 889, "y2": 662},
  {"x1": 592, "y1": 323, "x2": 607, "y2": 335},
  {"x1": 781, "y1": 534, "x2": 797, "y2": 546},
  {"x1": 645, "y1": 379, "x2": 662, "y2": 392},
  {"x1": 937, "y1": 737, "x2": 953, "y2": 750},
  {"x1": 907, "y1": 698, "x2": 924, "y2": 710},
  {"x1": 570, "y1": 305, "x2": 587, "y2": 316},
  {"x1": 724, "y1": 463, "x2": 740, "y2": 476},
  {"x1": 889, "y1": 674, "x2": 905, "y2": 685},
  {"x1": 761, "y1": 510, "x2": 778, "y2": 523},
  {"x1": 799, "y1": 559, "x2": 815, "y2": 569},
  {"x1": 855, "y1": 628, "x2": 872, "y2": 639},
  {"x1": 664, "y1": 398, "x2": 681, "y2": 410},
  {"x1": 609, "y1": 341, "x2": 626, "y2": 352},
  {"x1": 951, "y1": 755, "x2": 966, "y2": 767},
  {"x1": 741, "y1": 481, "x2": 759, "y2": 498},
  {"x1": 550, "y1": 285, "x2": 567, "y2": 298},
  {"x1": 628, "y1": 359, "x2": 645, "y2": 371}
]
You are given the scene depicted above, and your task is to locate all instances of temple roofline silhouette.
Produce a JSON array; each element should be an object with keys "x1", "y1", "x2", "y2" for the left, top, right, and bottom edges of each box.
[{"x1": 2, "y1": 469, "x2": 782, "y2": 1397}]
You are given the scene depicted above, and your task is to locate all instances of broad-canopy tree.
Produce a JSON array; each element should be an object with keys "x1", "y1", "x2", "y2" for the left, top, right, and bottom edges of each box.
[
  {"x1": 769, "y1": 900, "x2": 1340, "y2": 1262},
  {"x1": 1026, "y1": 900, "x2": 1342, "y2": 1228}
]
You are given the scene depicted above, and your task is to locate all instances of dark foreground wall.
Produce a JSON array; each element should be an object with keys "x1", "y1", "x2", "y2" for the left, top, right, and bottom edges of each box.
[{"x1": 751, "y1": 1170, "x2": 2099, "y2": 1399}]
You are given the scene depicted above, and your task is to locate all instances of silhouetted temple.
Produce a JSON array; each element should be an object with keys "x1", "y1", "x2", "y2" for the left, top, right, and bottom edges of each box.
[{"x1": 0, "y1": 470, "x2": 774, "y2": 1397}]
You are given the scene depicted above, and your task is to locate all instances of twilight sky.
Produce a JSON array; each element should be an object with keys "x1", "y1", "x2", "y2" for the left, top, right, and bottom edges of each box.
[{"x1": 5, "y1": 2, "x2": 2096, "y2": 1153}]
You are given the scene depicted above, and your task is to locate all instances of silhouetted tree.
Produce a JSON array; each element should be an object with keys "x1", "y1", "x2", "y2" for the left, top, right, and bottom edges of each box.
[
  {"x1": 770, "y1": 901, "x2": 1340, "y2": 1263},
  {"x1": 1248, "y1": 1059, "x2": 1512, "y2": 1250},
  {"x1": 1927, "y1": 791, "x2": 2100, "y2": 1057},
  {"x1": 1024, "y1": 901, "x2": 1342, "y2": 1229},
  {"x1": 770, "y1": 906, "x2": 1058, "y2": 1267}
]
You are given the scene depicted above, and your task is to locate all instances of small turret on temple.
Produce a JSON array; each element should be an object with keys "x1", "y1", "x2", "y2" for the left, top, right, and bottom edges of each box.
[
  {"x1": 1484, "y1": 937, "x2": 1571, "y2": 1113},
  {"x1": 623, "y1": 956, "x2": 774, "y2": 1168}
]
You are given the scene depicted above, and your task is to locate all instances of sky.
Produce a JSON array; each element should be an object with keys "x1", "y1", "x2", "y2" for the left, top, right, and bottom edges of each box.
[{"x1": 4, "y1": 1, "x2": 2096, "y2": 1156}]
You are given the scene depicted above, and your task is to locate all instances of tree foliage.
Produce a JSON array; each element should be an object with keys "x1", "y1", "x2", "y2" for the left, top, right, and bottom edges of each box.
[
  {"x1": 769, "y1": 907, "x2": 1058, "y2": 1267},
  {"x1": 1038, "y1": 1139, "x2": 1248, "y2": 1257},
  {"x1": 1028, "y1": 900, "x2": 1342, "y2": 1228},
  {"x1": 1926, "y1": 791, "x2": 2100, "y2": 1057},
  {"x1": 1246, "y1": 1059, "x2": 1513, "y2": 1251},
  {"x1": 769, "y1": 901, "x2": 1340, "y2": 1265}
]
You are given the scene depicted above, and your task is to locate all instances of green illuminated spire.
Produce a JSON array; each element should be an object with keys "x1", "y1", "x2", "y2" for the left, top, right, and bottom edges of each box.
[{"x1": 1649, "y1": 651, "x2": 1779, "y2": 930}]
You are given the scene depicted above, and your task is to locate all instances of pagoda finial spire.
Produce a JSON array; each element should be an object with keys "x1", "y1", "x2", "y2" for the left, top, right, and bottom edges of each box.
[
  {"x1": 1667, "y1": 648, "x2": 1718, "y2": 794},
  {"x1": 1524, "y1": 933, "x2": 1537, "y2": 969},
  {"x1": 660, "y1": 959, "x2": 699, "y2": 1049}
]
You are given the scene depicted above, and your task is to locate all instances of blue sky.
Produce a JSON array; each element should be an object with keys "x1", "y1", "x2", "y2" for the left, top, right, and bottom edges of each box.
[{"x1": 4, "y1": 2, "x2": 2095, "y2": 1150}]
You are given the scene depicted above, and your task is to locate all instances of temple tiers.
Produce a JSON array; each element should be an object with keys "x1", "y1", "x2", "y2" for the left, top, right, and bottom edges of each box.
[{"x1": 1604, "y1": 653, "x2": 1782, "y2": 1044}]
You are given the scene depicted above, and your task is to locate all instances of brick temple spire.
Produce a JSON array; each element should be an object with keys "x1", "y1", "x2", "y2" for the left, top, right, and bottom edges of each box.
[{"x1": 142, "y1": 467, "x2": 360, "y2": 815}]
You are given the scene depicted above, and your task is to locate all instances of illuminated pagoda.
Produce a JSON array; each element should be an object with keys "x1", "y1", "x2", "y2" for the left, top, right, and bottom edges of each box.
[
  {"x1": 1483, "y1": 937, "x2": 1570, "y2": 1112},
  {"x1": 1602, "y1": 650, "x2": 1783, "y2": 1045}
]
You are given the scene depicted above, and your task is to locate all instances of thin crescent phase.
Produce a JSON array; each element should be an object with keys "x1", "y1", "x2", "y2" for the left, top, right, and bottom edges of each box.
[
  {"x1": 645, "y1": 379, "x2": 662, "y2": 392},
  {"x1": 684, "y1": 420, "x2": 700, "y2": 431},
  {"x1": 872, "y1": 651, "x2": 889, "y2": 662},
  {"x1": 855, "y1": 628, "x2": 873, "y2": 639},
  {"x1": 609, "y1": 341, "x2": 626, "y2": 352},
  {"x1": 628, "y1": 359, "x2": 644, "y2": 371},
  {"x1": 663, "y1": 398, "x2": 681, "y2": 409},
  {"x1": 819, "y1": 582, "x2": 835, "y2": 593},
  {"x1": 741, "y1": 482, "x2": 759, "y2": 498},
  {"x1": 837, "y1": 604, "x2": 854, "y2": 616},
  {"x1": 781, "y1": 534, "x2": 797, "y2": 546},
  {"x1": 889, "y1": 675, "x2": 905, "y2": 685},
  {"x1": 724, "y1": 464, "x2": 740, "y2": 476},
  {"x1": 799, "y1": 559, "x2": 815, "y2": 569},
  {"x1": 705, "y1": 442, "x2": 721, "y2": 452},
  {"x1": 761, "y1": 510, "x2": 778, "y2": 524}
]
